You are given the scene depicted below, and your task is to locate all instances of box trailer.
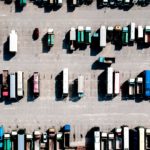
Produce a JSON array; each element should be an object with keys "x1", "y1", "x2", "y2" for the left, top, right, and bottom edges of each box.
[
  {"x1": 122, "y1": 126, "x2": 129, "y2": 150},
  {"x1": 11, "y1": 130, "x2": 17, "y2": 150},
  {"x1": 114, "y1": 71, "x2": 120, "y2": 95},
  {"x1": 136, "y1": 77, "x2": 143, "y2": 96},
  {"x1": 2, "y1": 70, "x2": 9, "y2": 97},
  {"x1": 34, "y1": 130, "x2": 41, "y2": 150},
  {"x1": 17, "y1": 71, "x2": 24, "y2": 97},
  {"x1": 0, "y1": 126, "x2": 4, "y2": 149},
  {"x1": 18, "y1": 129, "x2": 25, "y2": 150},
  {"x1": 94, "y1": 131, "x2": 100, "y2": 150},
  {"x1": 47, "y1": 28, "x2": 54, "y2": 47},
  {"x1": 108, "y1": 133, "x2": 115, "y2": 150},
  {"x1": 130, "y1": 22, "x2": 136, "y2": 42},
  {"x1": 145, "y1": 70, "x2": 150, "y2": 97},
  {"x1": 115, "y1": 128, "x2": 122, "y2": 150},
  {"x1": 107, "y1": 67, "x2": 113, "y2": 95},
  {"x1": 33, "y1": 72, "x2": 40, "y2": 97},
  {"x1": 137, "y1": 25, "x2": 144, "y2": 39},
  {"x1": 78, "y1": 75, "x2": 84, "y2": 98},
  {"x1": 85, "y1": 26, "x2": 92, "y2": 44},
  {"x1": 122, "y1": 27, "x2": 129, "y2": 45},
  {"x1": 64, "y1": 124, "x2": 71, "y2": 148},
  {"x1": 48, "y1": 127, "x2": 56, "y2": 150},
  {"x1": 101, "y1": 132, "x2": 107, "y2": 150},
  {"x1": 77, "y1": 26, "x2": 84, "y2": 44},
  {"x1": 4, "y1": 133, "x2": 11, "y2": 150},
  {"x1": 100, "y1": 25, "x2": 106, "y2": 47},
  {"x1": 107, "y1": 26, "x2": 114, "y2": 42},
  {"x1": 128, "y1": 78, "x2": 135, "y2": 97},
  {"x1": 144, "y1": 26, "x2": 150, "y2": 44},
  {"x1": 114, "y1": 25, "x2": 122, "y2": 46},
  {"x1": 26, "y1": 134, "x2": 33, "y2": 150},
  {"x1": 146, "y1": 129, "x2": 150, "y2": 150},
  {"x1": 9, "y1": 30, "x2": 17, "y2": 53},
  {"x1": 70, "y1": 27, "x2": 76, "y2": 51},
  {"x1": 63, "y1": 68, "x2": 69, "y2": 97},
  {"x1": 138, "y1": 127, "x2": 145, "y2": 150},
  {"x1": 10, "y1": 73, "x2": 16, "y2": 99}
]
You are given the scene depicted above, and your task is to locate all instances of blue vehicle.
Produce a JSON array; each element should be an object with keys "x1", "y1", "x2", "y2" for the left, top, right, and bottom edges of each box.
[
  {"x1": 0, "y1": 126, "x2": 4, "y2": 148},
  {"x1": 63, "y1": 124, "x2": 71, "y2": 148},
  {"x1": 145, "y1": 70, "x2": 150, "y2": 97}
]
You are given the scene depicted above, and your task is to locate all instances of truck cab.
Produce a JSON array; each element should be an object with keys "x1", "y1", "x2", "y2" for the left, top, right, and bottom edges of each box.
[
  {"x1": 47, "y1": 28, "x2": 54, "y2": 47},
  {"x1": 128, "y1": 78, "x2": 135, "y2": 98}
]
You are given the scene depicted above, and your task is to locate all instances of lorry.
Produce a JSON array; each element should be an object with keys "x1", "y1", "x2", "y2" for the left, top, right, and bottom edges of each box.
[
  {"x1": 63, "y1": 124, "x2": 71, "y2": 148},
  {"x1": 34, "y1": 130, "x2": 41, "y2": 150},
  {"x1": 122, "y1": 126, "x2": 129, "y2": 150},
  {"x1": 11, "y1": 130, "x2": 17, "y2": 150},
  {"x1": 98, "y1": 57, "x2": 115, "y2": 64},
  {"x1": 2, "y1": 70, "x2": 9, "y2": 98},
  {"x1": 144, "y1": 26, "x2": 150, "y2": 45},
  {"x1": 101, "y1": 132, "x2": 107, "y2": 150},
  {"x1": 122, "y1": 27, "x2": 129, "y2": 45},
  {"x1": 108, "y1": 133, "x2": 115, "y2": 150},
  {"x1": 145, "y1": 70, "x2": 150, "y2": 97},
  {"x1": 17, "y1": 71, "x2": 24, "y2": 97},
  {"x1": 136, "y1": 77, "x2": 143, "y2": 96},
  {"x1": 18, "y1": 129, "x2": 25, "y2": 150},
  {"x1": 63, "y1": 68, "x2": 69, "y2": 97},
  {"x1": 85, "y1": 27, "x2": 92, "y2": 45},
  {"x1": 9, "y1": 30, "x2": 17, "y2": 53},
  {"x1": 77, "y1": 26, "x2": 84, "y2": 44},
  {"x1": 146, "y1": 128, "x2": 150, "y2": 150},
  {"x1": 56, "y1": 132, "x2": 63, "y2": 150},
  {"x1": 48, "y1": 127, "x2": 56, "y2": 150},
  {"x1": 94, "y1": 131, "x2": 100, "y2": 150},
  {"x1": 107, "y1": 67, "x2": 113, "y2": 96},
  {"x1": 107, "y1": 26, "x2": 114, "y2": 42},
  {"x1": 33, "y1": 72, "x2": 40, "y2": 97},
  {"x1": 100, "y1": 25, "x2": 106, "y2": 47},
  {"x1": 114, "y1": 25, "x2": 122, "y2": 46},
  {"x1": 115, "y1": 128, "x2": 122, "y2": 150},
  {"x1": 128, "y1": 78, "x2": 135, "y2": 97},
  {"x1": 0, "y1": 126, "x2": 4, "y2": 149},
  {"x1": 26, "y1": 134, "x2": 33, "y2": 150},
  {"x1": 47, "y1": 28, "x2": 54, "y2": 47},
  {"x1": 78, "y1": 75, "x2": 84, "y2": 98},
  {"x1": 4, "y1": 133, "x2": 11, "y2": 150},
  {"x1": 114, "y1": 71, "x2": 120, "y2": 95},
  {"x1": 137, "y1": 25, "x2": 144, "y2": 43},
  {"x1": 69, "y1": 27, "x2": 76, "y2": 51},
  {"x1": 10, "y1": 73, "x2": 16, "y2": 99},
  {"x1": 138, "y1": 127, "x2": 145, "y2": 150},
  {"x1": 129, "y1": 22, "x2": 136, "y2": 42}
]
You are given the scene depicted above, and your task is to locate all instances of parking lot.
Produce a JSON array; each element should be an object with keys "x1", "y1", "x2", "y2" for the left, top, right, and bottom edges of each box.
[{"x1": 0, "y1": 0, "x2": 150, "y2": 144}]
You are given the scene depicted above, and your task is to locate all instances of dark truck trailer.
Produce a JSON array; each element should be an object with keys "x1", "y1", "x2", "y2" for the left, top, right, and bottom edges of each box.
[
  {"x1": 2, "y1": 70, "x2": 9, "y2": 97},
  {"x1": 63, "y1": 124, "x2": 71, "y2": 148}
]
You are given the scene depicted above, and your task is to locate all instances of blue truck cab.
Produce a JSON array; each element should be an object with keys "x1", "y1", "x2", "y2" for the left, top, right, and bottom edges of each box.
[{"x1": 0, "y1": 126, "x2": 4, "y2": 148}]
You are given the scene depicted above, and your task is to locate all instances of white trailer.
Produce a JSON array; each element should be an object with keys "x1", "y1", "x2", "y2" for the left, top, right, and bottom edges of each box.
[
  {"x1": 122, "y1": 126, "x2": 129, "y2": 150},
  {"x1": 128, "y1": 78, "x2": 135, "y2": 96},
  {"x1": 17, "y1": 71, "x2": 24, "y2": 97},
  {"x1": 94, "y1": 131, "x2": 100, "y2": 150},
  {"x1": 130, "y1": 22, "x2": 135, "y2": 42},
  {"x1": 107, "y1": 67, "x2": 113, "y2": 95},
  {"x1": 10, "y1": 73, "x2": 16, "y2": 99},
  {"x1": 100, "y1": 26, "x2": 106, "y2": 47},
  {"x1": 9, "y1": 30, "x2": 17, "y2": 52},
  {"x1": 138, "y1": 25, "x2": 144, "y2": 39},
  {"x1": 108, "y1": 133, "x2": 115, "y2": 150},
  {"x1": 138, "y1": 127, "x2": 145, "y2": 150},
  {"x1": 70, "y1": 27, "x2": 76, "y2": 51},
  {"x1": 78, "y1": 75, "x2": 84, "y2": 98},
  {"x1": 34, "y1": 130, "x2": 41, "y2": 150},
  {"x1": 63, "y1": 68, "x2": 69, "y2": 96},
  {"x1": 114, "y1": 71, "x2": 120, "y2": 95}
]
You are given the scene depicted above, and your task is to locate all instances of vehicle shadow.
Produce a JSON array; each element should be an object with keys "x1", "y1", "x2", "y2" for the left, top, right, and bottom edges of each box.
[
  {"x1": 3, "y1": 37, "x2": 16, "y2": 61},
  {"x1": 121, "y1": 80, "x2": 129, "y2": 101},
  {"x1": 66, "y1": 0, "x2": 75, "y2": 12},
  {"x1": 15, "y1": 1, "x2": 24, "y2": 12},
  {"x1": 91, "y1": 60, "x2": 111, "y2": 70},
  {"x1": 62, "y1": 31, "x2": 70, "y2": 52},
  {"x1": 42, "y1": 33, "x2": 51, "y2": 53},
  {"x1": 44, "y1": 5, "x2": 53, "y2": 13}
]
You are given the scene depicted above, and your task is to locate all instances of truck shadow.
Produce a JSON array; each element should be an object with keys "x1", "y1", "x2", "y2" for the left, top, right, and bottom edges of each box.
[
  {"x1": 62, "y1": 31, "x2": 70, "y2": 53},
  {"x1": 66, "y1": 0, "x2": 75, "y2": 12},
  {"x1": 3, "y1": 37, "x2": 16, "y2": 61},
  {"x1": 91, "y1": 60, "x2": 111, "y2": 70},
  {"x1": 15, "y1": 1, "x2": 24, "y2": 13}
]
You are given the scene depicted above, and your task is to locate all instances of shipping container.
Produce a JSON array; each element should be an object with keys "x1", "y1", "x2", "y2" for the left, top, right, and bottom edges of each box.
[
  {"x1": 63, "y1": 68, "x2": 69, "y2": 97},
  {"x1": 122, "y1": 26, "x2": 129, "y2": 45},
  {"x1": 115, "y1": 128, "x2": 122, "y2": 150},
  {"x1": 47, "y1": 28, "x2": 54, "y2": 47},
  {"x1": 108, "y1": 133, "x2": 115, "y2": 150},
  {"x1": 70, "y1": 27, "x2": 76, "y2": 51},
  {"x1": 34, "y1": 130, "x2": 41, "y2": 150},
  {"x1": 77, "y1": 26, "x2": 84, "y2": 44},
  {"x1": 10, "y1": 73, "x2": 16, "y2": 99},
  {"x1": 136, "y1": 77, "x2": 143, "y2": 96},
  {"x1": 2, "y1": 70, "x2": 9, "y2": 97},
  {"x1": 128, "y1": 78, "x2": 135, "y2": 97},
  {"x1": 17, "y1": 71, "x2": 24, "y2": 97},
  {"x1": 9, "y1": 30, "x2": 17, "y2": 53},
  {"x1": 85, "y1": 26, "x2": 92, "y2": 44},
  {"x1": 107, "y1": 67, "x2": 113, "y2": 95},
  {"x1": 144, "y1": 26, "x2": 150, "y2": 44},
  {"x1": 100, "y1": 25, "x2": 106, "y2": 47}
]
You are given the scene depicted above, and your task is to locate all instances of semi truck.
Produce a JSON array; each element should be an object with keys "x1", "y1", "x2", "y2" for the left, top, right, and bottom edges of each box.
[
  {"x1": 48, "y1": 127, "x2": 56, "y2": 150},
  {"x1": 34, "y1": 130, "x2": 41, "y2": 150},
  {"x1": 47, "y1": 28, "x2": 54, "y2": 47},
  {"x1": 10, "y1": 73, "x2": 16, "y2": 99},
  {"x1": 145, "y1": 70, "x2": 150, "y2": 97},
  {"x1": 137, "y1": 25, "x2": 144, "y2": 42},
  {"x1": 107, "y1": 26, "x2": 114, "y2": 42},
  {"x1": 0, "y1": 126, "x2": 4, "y2": 149},
  {"x1": 63, "y1": 68, "x2": 69, "y2": 97},
  {"x1": 136, "y1": 77, "x2": 143, "y2": 96},
  {"x1": 18, "y1": 129, "x2": 25, "y2": 150},
  {"x1": 9, "y1": 30, "x2": 17, "y2": 53},
  {"x1": 98, "y1": 57, "x2": 115, "y2": 64},
  {"x1": 69, "y1": 27, "x2": 76, "y2": 51},
  {"x1": 2, "y1": 70, "x2": 9, "y2": 97},
  {"x1": 108, "y1": 133, "x2": 115, "y2": 150},
  {"x1": 101, "y1": 132, "x2": 107, "y2": 150},
  {"x1": 26, "y1": 134, "x2": 33, "y2": 150},
  {"x1": 144, "y1": 26, "x2": 150, "y2": 45},
  {"x1": 138, "y1": 127, "x2": 145, "y2": 150},
  {"x1": 85, "y1": 26, "x2": 92, "y2": 45},
  {"x1": 17, "y1": 71, "x2": 24, "y2": 97},
  {"x1": 64, "y1": 124, "x2": 71, "y2": 148},
  {"x1": 129, "y1": 22, "x2": 136, "y2": 42},
  {"x1": 107, "y1": 67, "x2": 113, "y2": 96},
  {"x1": 77, "y1": 26, "x2": 84, "y2": 44},
  {"x1": 122, "y1": 126, "x2": 129, "y2": 150},
  {"x1": 100, "y1": 26, "x2": 106, "y2": 47},
  {"x1": 114, "y1": 71, "x2": 120, "y2": 95},
  {"x1": 122, "y1": 27, "x2": 129, "y2": 45},
  {"x1": 94, "y1": 131, "x2": 100, "y2": 150},
  {"x1": 11, "y1": 130, "x2": 17, "y2": 150},
  {"x1": 114, "y1": 25, "x2": 122, "y2": 46},
  {"x1": 33, "y1": 72, "x2": 40, "y2": 97},
  {"x1": 56, "y1": 132, "x2": 63, "y2": 150},
  {"x1": 128, "y1": 78, "x2": 135, "y2": 97},
  {"x1": 4, "y1": 133, "x2": 11, "y2": 150},
  {"x1": 115, "y1": 128, "x2": 122, "y2": 150},
  {"x1": 78, "y1": 75, "x2": 84, "y2": 98},
  {"x1": 146, "y1": 128, "x2": 150, "y2": 150}
]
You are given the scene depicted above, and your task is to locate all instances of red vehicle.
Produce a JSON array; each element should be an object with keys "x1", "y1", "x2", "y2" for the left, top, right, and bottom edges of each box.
[
  {"x1": 2, "y1": 70, "x2": 9, "y2": 97},
  {"x1": 33, "y1": 72, "x2": 40, "y2": 97}
]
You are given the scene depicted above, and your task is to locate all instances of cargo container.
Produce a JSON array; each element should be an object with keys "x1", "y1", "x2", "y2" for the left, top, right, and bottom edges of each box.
[
  {"x1": 128, "y1": 78, "x2": 135, "y2": 97},
  {"x1": 122, "y1": 27, "x2": 129, "y2": 45},
  {"x1": 114, "y1": 71, "x2": 120, "y2": 95},
  {"x1": 10, "y1": 73, "x2": 16, "y2": 99},
  {"x1": 108, "y1": 133, "x2": 115, "y2": 150},
  {"x1": 107, "y1": 67, "x2": 113, "y2": 95},
  {"x1": 70, "y1": 27, "x2": 76, "y2": 51},
  {"x1": 26, "y1": 134, "x2": 33, "y2": 150},
  {"x1": 145, "y1": 70, "x2": 150, "y2": 97},
  {"x1": 48, "y1": 127, "x2": 56, "y2": 150},
  {"x1": 78, "y1": 75, "x2": 84, "y2": 98},
  {"x1": 136, "y1": 77, "x2": 143, "y2": 96},
  {"x1": 115, "y1": 128, "x2": 122, "y2": 150},
  {"x1": 146, "y1": 129, "x2": 150, "y2": 150},
  {"x1": 129, "y1": 22, "x2": 136, "y2": 42},
  {"x1": 122, "y1": 126, "x2": 129, "y2": 150},
  {"x1": 2, "y1": 70, "x2": 9, "y2": 97},
  {"x1": 98, "y1": 57, "x2": 115, "y2": 64},
  {"x1": 100, "y1": 26, "x2": 106, "y2": 47},
  {"x1": 137, "y1": 25, "x2": 144, "y2": 41},
  {"x1": 17, "y1": 71, "x2": 24, "y2": 97},
  {"x1": 0, "y1": 126, "x2": 4, "y2": 149},
  {"x1": 85, "y1": 27, "x2": 92, "y2": 44},
  {"x1": 64, "y1": 124, "x2": 70, "y2": 148},
  {"x1": 94, "y1": 131, "x2": 100, "y2": 150},
  {"x1": 33, "y1": 72, "x2": 40, "y2": 97},
  {"x1": 63, "y1": 68, "x2": 69, "y2": 97},
  {"x1": 101, "y1": 132, "x2": 107, "y2": 150},
  {"x1": 34, "y1": 130, "x2": 41, "y2": 150},
  {"x1": 47, "y1": 28, "x2": 54, "y2": 47},
  {"x1": 138, "y1": 127, "x2": 145, "y2": 150},
  {"x1": 77, "y1": 26, "x2": 84, "y2": 44},
  {"x1": 9, "y1": 30, "x2": 17, "y2": 53},
  {"x1": 4, "y1": 133, "x2": 11, "y2": 150},
  {"x1": 144, "y1": 26, "x2": 150, "y2": 44},
  {"x1": 18, "y1": 129, "x2": 25, "y2": 150}
]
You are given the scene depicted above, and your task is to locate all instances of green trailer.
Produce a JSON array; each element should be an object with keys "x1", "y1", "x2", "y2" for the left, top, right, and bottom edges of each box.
[
  {"x1": 85, "y1": 27, "x2": 92, "y2": 44},
  {"x1": 4, "y1": 133, "x2": 11, "y2": 150},
  {"x1": 48, "y1": 28, "x2": 54, "y2": 47},
  {"x1": 19, "y1": 0, "x2": 26, "y2": 7},
  {"x1": 122, "y1": 27, "x2": 129, "y2": 45},
  {"x1": 77, "y1": 26, "x2": 84, "y2": 44}
]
